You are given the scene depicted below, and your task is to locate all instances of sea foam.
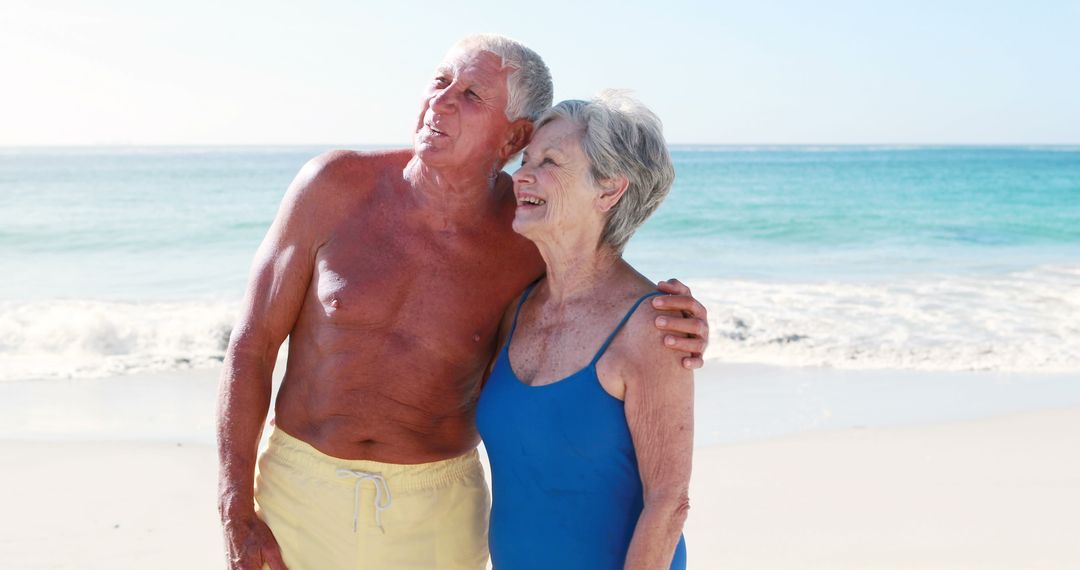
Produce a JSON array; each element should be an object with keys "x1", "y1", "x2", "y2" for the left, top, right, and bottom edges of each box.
[
  {"x1": 693, "y1": 264, "x2": 1080, "y2": 373},
  {"x1": 0, "y1": 299, "x2": 237, "y2": 381},
  {"x1": 2, "y1": 264, "x2": 1077, "y2": 381}
]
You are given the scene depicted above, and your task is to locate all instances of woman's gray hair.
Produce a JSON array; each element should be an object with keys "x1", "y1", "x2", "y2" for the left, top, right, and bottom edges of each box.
[
  {"x1": 453, "y1": 34, "x2": 553, "y2": 122},
  {"x1": 536, "y1": 90, "x2": 675, "y2": 253}
]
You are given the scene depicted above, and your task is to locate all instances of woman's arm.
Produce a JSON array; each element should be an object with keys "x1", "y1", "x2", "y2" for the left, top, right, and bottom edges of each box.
[{"x1": 616, "y1": 305, "x2": 695, "y2": 569}]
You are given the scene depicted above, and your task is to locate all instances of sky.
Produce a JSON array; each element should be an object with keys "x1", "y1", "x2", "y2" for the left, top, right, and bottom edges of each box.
[{"x1": 1, "y1": 0, "x2": 1078, "y2": 145}]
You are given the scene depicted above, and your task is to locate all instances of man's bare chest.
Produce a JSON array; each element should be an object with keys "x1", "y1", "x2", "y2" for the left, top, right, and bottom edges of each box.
[{"x1": 307, "y1": 218, "x2": 531, "y2": 347}]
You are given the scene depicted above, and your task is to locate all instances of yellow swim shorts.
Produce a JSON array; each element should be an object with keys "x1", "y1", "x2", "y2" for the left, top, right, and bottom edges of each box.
[{"x1": 254, "y1": 427, "x2": 490, "y2": 570}]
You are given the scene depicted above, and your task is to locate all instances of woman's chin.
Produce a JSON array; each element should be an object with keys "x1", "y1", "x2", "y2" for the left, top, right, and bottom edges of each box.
[{"x1": 511, "y1": 216, "x2": 543, "y2": 240}]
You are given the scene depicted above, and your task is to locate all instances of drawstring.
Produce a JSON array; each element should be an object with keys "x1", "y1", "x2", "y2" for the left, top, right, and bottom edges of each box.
[{"x1": 336, "y1": 469, "x2": 393, "y2": 533}]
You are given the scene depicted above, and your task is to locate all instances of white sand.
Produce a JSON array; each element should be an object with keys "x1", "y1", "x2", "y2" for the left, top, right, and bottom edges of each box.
[
  {"x1": 685, "y1": 406, "x2": 1080, "y2": 569},
  {"x1": 0, "y1": 440, "x2": 223, "y2": 569},
  {"x1": 3, "y1": 406, "x2": 1078, "y2": 569}
]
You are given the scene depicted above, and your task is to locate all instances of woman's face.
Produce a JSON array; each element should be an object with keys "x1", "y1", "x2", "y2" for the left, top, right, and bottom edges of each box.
[{"x1": 511, "y1": 118, "x2": 603, "y2": 243}]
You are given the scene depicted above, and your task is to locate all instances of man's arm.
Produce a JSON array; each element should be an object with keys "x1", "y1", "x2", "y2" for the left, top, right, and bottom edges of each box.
[
  {"x1": 216, "y1": 154, "x2": 337, "y2": 570},
  {"x1": 654, "y1": 279, "x2": 710, "y2": 369}
]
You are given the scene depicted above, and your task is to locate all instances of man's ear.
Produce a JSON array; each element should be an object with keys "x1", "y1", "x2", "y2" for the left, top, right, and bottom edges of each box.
[
  {"x1": 597, "y1": 175, "x2": 630, "y2": 212},
  {"x1": 499, "y1": 119, "x2": 534, "y2": 162}
]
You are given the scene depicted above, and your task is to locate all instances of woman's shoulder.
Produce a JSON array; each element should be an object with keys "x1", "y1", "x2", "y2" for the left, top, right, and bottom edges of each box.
[{"x1": 600, "y1": 279, "x2": 691, "y2": 384}]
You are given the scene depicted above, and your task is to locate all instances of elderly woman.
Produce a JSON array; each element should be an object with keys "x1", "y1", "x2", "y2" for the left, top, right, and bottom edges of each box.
[{"x1": 476, "y1": 92, "x2": 692, "y2": 569}]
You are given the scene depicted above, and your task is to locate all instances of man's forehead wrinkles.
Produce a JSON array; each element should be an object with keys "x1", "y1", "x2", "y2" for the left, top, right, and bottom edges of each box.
[
  {"x1": 436, "y1": 62, "x2": 498, "y2": 86},
  {"x1": 435, "y1": 60, "x2": 460, "y2": 77},
  {"x1": 443, "y1": 50, "x2": 511, "y2": 76}
]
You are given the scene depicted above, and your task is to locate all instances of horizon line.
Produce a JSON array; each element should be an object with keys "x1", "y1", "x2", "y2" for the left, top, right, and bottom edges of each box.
[{"x1": 2, "y1": 142, "x2": 1079, "y2": 149}]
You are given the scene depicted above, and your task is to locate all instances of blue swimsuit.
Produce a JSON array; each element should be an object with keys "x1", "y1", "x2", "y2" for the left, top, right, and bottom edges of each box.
[{"x1": 476, "y1": 283, "x2": 687, "y2": 569}]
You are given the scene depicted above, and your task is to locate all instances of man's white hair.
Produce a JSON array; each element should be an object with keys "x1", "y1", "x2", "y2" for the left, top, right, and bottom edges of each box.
[{"x1": 452, "y1": 34, "x2": 553, "y2": 122}]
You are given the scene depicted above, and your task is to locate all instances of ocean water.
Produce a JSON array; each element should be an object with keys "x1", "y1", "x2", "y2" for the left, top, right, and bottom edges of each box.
[{"x1": 1, "y1": 146, "x2": 1078, "y2": 380}]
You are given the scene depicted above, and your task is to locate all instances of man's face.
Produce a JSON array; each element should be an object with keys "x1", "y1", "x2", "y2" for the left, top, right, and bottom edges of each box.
[{"x1": 414, "y1": 48, "x2": 516, "y2": 169}]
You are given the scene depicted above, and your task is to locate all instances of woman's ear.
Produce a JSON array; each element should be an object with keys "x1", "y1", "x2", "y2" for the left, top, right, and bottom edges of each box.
[{"x1": 596, "y1": 175, "x2": 629, "y2": 212}]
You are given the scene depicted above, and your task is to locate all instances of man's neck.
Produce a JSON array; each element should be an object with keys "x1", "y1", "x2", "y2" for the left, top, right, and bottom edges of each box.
[{"x1": 402, "y1": 155, "x2": 507, "y2": 227}]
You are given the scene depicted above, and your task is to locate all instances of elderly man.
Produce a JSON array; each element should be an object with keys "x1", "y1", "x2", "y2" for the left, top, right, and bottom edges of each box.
[{"x1": 217, "y1": 34, "x2": 708, "y2": 570}]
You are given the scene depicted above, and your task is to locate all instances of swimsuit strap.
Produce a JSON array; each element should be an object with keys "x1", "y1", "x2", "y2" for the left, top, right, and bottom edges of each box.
[
  {"x1": 588, "y1": 291, "x2": 665, "y2": 367},
  {"x1": 506, "y1": 280, "x2": 541, "y2": 345}
]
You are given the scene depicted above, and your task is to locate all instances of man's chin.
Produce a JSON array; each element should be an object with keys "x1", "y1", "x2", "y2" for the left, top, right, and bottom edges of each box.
[{"x1": 414, "y1": 142, "x2": 457, "y2": 165}]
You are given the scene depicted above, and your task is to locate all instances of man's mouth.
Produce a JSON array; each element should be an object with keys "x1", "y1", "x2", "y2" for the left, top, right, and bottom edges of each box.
[{"x1": 425, "y1": 123, "x2": 447, "y2": 136}]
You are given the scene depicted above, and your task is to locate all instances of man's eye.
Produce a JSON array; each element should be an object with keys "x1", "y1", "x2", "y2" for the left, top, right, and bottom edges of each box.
[
  {"x1": 433, "y1": 77, "x2": 449, "y2": 86},
  {"x1": 465, "y1": 89, "x2": 481, "y2": 100},
  {"x1": 541, "y1": 157, "x2": 555, "y2": 166}
]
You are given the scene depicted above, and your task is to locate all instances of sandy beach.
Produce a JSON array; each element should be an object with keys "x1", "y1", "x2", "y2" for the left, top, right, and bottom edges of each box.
[
  {"x1": 2, "y1": 365, "x2": 1079, "y2": 569},
  {"x1": 5, "y1": 5, "x2": 1079, "y2": 567},
  {"x1": 0, "y1": 439, "x2": 223, "y2": 569},
  {"x1": 685, "y1": 406, "x2": 1080, "y2": 569}
]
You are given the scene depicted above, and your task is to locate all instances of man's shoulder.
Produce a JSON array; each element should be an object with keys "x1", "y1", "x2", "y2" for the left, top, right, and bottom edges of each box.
[
  {"x1": 289, "y1": 148, "x2": 412, "y2": 202},
  {"x1": 302, "y1": 148, "x2": 412, "y2": 184}
]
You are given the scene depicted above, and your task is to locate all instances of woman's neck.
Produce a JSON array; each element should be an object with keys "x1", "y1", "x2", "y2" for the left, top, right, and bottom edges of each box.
[{"x1": 534, "y1": 235, "x2": 623, "y2": 305}]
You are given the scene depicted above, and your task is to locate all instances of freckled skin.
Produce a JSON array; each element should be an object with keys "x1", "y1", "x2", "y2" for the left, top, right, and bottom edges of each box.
[
  {"x1": 273, "y1": 151, "x2": 543, "y2": 462},
  {"x1": 217, "y1": 49, "x2": 542, "y2": 475},
  {"x1": 216, "y1": 49, "x2": 708, "y2": 569},
  {"x1": 504, "y1": 115, "x2": 695, "y2": 569}
]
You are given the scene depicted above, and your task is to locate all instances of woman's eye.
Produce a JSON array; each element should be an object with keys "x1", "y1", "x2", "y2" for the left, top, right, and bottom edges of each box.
[
  {"x1": 466, "y1": 89, "x2": 481, "y2": 100},
  {"x1": 541, "y1": 158, "x2": 555, "y2": 166}
]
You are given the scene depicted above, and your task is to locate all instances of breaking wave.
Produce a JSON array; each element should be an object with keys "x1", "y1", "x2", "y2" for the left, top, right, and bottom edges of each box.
[
  {"x1": 693, "y1": 264, "x2": 1080, "y2": 373},
  {"x1": 2, "y1": 263, "x2": 1078, "y2": 381},
  {"x1": 0, "y1": 299, "x2": 237, "y2": 381}
]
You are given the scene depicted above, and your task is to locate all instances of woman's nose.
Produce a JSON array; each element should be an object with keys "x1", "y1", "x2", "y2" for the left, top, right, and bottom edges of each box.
[{"x1": 512, "y1": 165, "x2": 534, "y2": 186}]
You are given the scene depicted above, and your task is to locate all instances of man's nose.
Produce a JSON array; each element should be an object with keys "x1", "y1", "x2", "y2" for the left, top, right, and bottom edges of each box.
[{"x1": 429, "y1": 87, "x2": 456, "y2": 114}]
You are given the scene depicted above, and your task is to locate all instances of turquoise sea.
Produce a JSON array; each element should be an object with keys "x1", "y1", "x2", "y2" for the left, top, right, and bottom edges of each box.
[{"x1": 1, "y1": 146, "x2": 1078, "y2": 380}]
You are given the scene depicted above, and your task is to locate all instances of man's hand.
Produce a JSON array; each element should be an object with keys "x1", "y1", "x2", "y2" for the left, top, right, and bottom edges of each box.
[
  {"x1": 653, "y1": 278, "x2": 710, "y2": 369},
  {"x1": 223, "y1": 515, "x2": 288, "y2": 570}
]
